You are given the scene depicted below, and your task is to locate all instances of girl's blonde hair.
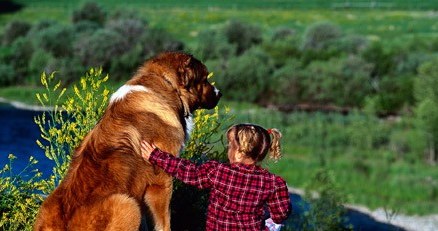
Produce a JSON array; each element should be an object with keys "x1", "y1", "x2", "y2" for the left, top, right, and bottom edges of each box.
[{"x1": 227, "y1": 124, "x2": 282, "y2": 162}]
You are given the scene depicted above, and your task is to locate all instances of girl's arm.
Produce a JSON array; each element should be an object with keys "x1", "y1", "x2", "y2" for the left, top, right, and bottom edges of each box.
[
  {"x1": 141, "y1": 141, "x2": 215, "y2": 189},
  {"x1": 267, "y1": 177, "x2": 292, "y2": 224}
]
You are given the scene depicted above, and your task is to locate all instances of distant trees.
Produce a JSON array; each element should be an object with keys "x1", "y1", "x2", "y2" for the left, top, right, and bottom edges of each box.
[
  {"x1": 0, "y1": 1, "x2": 183, "y2": 85},
  {"x1": 194, "y1": 19, "x2": 438, "y2": 118}
]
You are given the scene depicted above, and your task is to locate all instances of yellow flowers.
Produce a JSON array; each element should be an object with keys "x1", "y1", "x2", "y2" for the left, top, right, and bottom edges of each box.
[
  {"x1": 182, "y1": 105, "x2": 233, "y2": 161},
  {"x1": 34, "y1": 67, "x2": 111, "y2": 182},
  {"x1": 1, "y1": 153, "x2": 49, "y2": 231}
]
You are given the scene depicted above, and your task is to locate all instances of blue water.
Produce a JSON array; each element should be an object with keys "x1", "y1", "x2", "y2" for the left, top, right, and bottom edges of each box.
[
  {"x1": 0, "y1": 103, "x2": 406, "y2": 230},
  {"x1": 0, "y1": 103, "x2": 54, "y2": 178}
]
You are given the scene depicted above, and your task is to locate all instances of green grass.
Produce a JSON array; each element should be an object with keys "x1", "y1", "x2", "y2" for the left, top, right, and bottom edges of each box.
[
  {"x1": 2, "y1": 1, "x2": 438, "y2": 47},
  {"x1": 0, "y1": 86, "x2": 44, "y2": 105},
  {"x1": 0, "y1": 81, "x2": 122, "y2": 106},
  {"x1": 13, "y1": 0, "x2": 438, "y2": 10}
]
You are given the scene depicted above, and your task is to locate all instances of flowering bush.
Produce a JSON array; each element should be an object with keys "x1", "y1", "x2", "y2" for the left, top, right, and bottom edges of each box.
[
  {"x1": 0, "y1": 155, "x2": 51, "y2": 231},
  {"x1": 34, "y1": 68, "x2": 110, "y2": 183}
]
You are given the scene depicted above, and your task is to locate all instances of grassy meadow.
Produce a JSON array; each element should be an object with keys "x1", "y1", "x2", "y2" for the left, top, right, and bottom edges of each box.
[
  {"x1": 1, "y1": 1, "x2": 438, "y2": 45},
  {"x1": 1, "y1": 0, "x2": 438, "y2": 219}
]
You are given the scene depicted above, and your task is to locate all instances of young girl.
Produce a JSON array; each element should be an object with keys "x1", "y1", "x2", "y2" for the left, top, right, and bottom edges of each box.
[{"x1": 141, "y1": 123, "x2": 291, "y2": 231}]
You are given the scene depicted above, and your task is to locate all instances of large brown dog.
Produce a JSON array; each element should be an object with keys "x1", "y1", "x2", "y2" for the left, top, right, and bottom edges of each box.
[{"x1": 34, "y1": 52, "x2": 221, "y2": 231}]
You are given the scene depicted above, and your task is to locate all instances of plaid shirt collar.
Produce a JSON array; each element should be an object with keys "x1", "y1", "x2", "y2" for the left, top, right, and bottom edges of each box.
[{"x1": 229, "y1": 162, "x2": 267, "y2": 174}]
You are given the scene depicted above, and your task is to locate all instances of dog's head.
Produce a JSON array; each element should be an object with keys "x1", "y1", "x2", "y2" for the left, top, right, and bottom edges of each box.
[{"x1": 146, "y1": 52, "x2": 222, "y2": 112}]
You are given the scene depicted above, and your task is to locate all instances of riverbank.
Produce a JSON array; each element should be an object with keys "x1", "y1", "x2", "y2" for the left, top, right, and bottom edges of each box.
[
  {"x1": 289, "y1": 187, "x2": 438, "y2": 231},
  {"x1": 0, "y1": 97, "x2": 52, "y2": 111}
]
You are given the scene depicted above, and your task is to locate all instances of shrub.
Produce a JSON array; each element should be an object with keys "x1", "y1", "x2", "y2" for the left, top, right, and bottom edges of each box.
[
  {"x1": 27, "y1": 20, "x2": 57, "y2": 38},
  {"x1": 28, "y1": 49, "x2": 54, "y2": 83},
  {"x1": 300, "y1": 46, "x2": 341, "y2": 66},
  {"x1": 9, "y1": 37, "x2": 34, "y2": 83},
  {"x1": 213, "y1": 48, "x2": 274, "y2": 103},
  {"x1": 72, "y1": 20, "x2": 101, "y2": 36},
  {"x1": 394, "y1": 52, "x2": 430, "y2": 75},
  {"x1": 106, "y1": 18, "x2": 146, "y2": 49},
  {"x1": 302, "y1": 22, "x2": 342, "y2": 51},
  {"x1": 293, "y1": 169, "x2": 351, "y2": 231},
  {"x1": 35, "y1": 24, "x2": 74, "y2": 58},
  {"x1": 109, "y1": 44, "x2": 144, "y2": 81},
  {"x1": 141, "y1": 28, "x2": 184, "y2": 58},
  {"x1": 0, "y1": 63, "x2": 16, "y2": 86},
  {"x1": 224, "y1": 20, "x2": 262, "y2": 55},
  {"x1": 368, "y1": 74, "x2": 414, "y2": 115},
  {"x1": 45, "y1": 57, "x2": 84, "y2": 85},
  {"x1": 330, "y1": 34, "x2": 369, "y2": 55},
  {"x1": 72, "y1": 1, "x2": 106, "y2": 26},
  {"x1": 296, "y1": 56, "x2": 373, "y2": 107},
  {"x1": 263, "y1": 30, "x2": 302, "y2": 67},
  {"x1": 73, "y1": 28, "x2": 125, "y2": 68},
  {"x1": 194, "y1": 29, "x2": 236, "y2": 61},
  {"x1": 2, "y1": 20, "x2": 31, "y2": 45},
  {"x1": 271, "y1": 27, "x2": 296, "y2": 41},
  {"x1": 269, "y1": 59, "x2": 304, "y2": 105},
  {"x1": 0, "y1": 45, "x2": 13, "y2": 64},
  {"x1": 0, "y1": 154, "x2": 53, "y2": 231},
  {"x1": 361, "y1": 41, "x2": 394, "y2": 78}
]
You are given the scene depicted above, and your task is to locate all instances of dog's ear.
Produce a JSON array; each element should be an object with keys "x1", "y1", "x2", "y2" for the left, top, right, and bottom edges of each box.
[
  {"x1": 178, "y1": 56, "x2": 192, "y2": 87},
  {"x1": 184, "y1": 56, "x2": 191, "y2": 67}
]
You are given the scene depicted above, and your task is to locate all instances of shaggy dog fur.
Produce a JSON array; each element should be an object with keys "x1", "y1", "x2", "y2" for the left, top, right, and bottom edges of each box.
[{"x1": 33, "y1": 52, "x2": 221, "y2": 231}]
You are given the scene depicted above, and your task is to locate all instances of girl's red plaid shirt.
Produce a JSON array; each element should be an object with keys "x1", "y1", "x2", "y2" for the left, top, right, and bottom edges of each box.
[{"x1": 149, "y1": 149, "x2": 292, "y2": 231}]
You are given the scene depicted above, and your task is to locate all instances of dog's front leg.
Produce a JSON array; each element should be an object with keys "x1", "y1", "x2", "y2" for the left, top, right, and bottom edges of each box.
[{"x1": 144, "y1": 175, "x2": 173, "y2": 231}]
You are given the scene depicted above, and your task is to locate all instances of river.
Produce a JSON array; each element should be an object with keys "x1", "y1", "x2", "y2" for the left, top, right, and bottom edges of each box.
[{"x1": 0, "y1": 102, "x2": 53, "y2": 177}]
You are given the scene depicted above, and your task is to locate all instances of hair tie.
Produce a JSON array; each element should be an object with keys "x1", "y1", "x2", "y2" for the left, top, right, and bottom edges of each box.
[{"x1": 267, "y1": 129, "x2": 272, "y2": 134}]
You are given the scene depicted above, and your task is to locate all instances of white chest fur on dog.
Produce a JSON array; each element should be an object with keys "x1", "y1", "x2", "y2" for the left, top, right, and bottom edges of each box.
[
  {"x1": 185, "y1": 114, "x2": 194, "y2": 140},
  {"x1": 110, "y1": 85, "x2": 149, "y2": 103}
]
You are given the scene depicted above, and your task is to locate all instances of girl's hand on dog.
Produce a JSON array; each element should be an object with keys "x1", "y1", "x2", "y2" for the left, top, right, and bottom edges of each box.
[{"x1": 141, "y1": 140, "x2": 156, "y2": 160}]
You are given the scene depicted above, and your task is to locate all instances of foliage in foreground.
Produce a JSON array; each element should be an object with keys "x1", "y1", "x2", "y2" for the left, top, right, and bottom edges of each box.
[
  {"x1": 0, "y1": 155, "x2": 51, "y2": 231},
  {"x1": 1, "y1": 68, "x2": 110, "y2": 230},
  {"x1": 300, "y1": 169, "x2": 351, "y2": 230}
]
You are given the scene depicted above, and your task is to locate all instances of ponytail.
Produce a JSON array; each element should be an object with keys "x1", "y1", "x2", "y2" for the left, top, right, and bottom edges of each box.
[
  {"x1": 227, "y1": 124, "x2": 283, "y2": 163},
  {"x1": 267, "y1": 128, "x2": 282, "y2": 162}
]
